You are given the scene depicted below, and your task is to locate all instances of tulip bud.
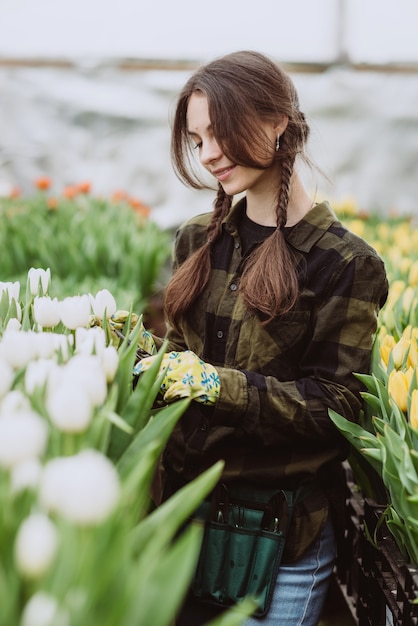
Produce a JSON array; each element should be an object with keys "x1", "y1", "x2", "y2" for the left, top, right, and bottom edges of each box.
[
  {"x1": 65, "y1": 354, "x2": 108, "y2": 407},
  {"x1": 379, "y1": 334, "x2": 396, "y2": 368},
  {"x1": 391, "y1": 336, "x2": 411, "y2": 370},
  {"x1": 59, "y1": 295, "x2": 91, "y2": 330},
  {"x1": 102, "y1": 346, "x2": 119, "y2": 382},
  {"x1": 5, "y1": 317, "x2": 21, "y2": 332},
  {"x1": 388, "y1": 369, "x2": 413, "y2": 412},
  {"x1": 0, "y1": 356, "x2": 14, "y2": 398},
  {"x1": 0, "y1": 409, "x2": 48, "y2": 469},
  {"x1": 409, "y1": 388, "x2": 418, "y2": 430},
  {"x1": 46, "y1": 371, "x2": 94, "y2": 434},
  {"x1": 28, "y1": 268, "x2": 51, "y2": 296},
  {"x1": 21, "y1": 591, "x2": 69, "y2": 626},
  {"x1": 11, "y1": 458, "x2": 42, "y2": 493},
  {"x1": 409, "y1": 261, "x2": 418, "y2": 287},
  {"x1": 75, "y1": 326, "x2": 106, "y2": 357},
  {"x1": 89, "y1": 289, "x2": 117, "y2": 321},
  {"x1": 25, "y1": 358, "x2": 57, "y2": 395},
  {"x1": 0, "y1": 329, "x2": 37, "y2": 369},
  {"x1": 15, "y1": 513, "x2": 58, "y2": 579},
  {"x1": 402, "y1": 287, "x2": 416, "y2": 317},
  {"x1": 40, "y1": 450, "x2": 120, "y2": 525},
  {"x1": 34, "y1": 296, "x2": 61, "y2": 328},
  {"x1": 0, "y1": 280, "x2": 20, "y2": 302}
]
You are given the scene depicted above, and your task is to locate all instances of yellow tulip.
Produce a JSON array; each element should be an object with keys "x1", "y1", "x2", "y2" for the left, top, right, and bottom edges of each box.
[
  {"x1": 409, "y1": 261, "x2": 418, "y2": 287},
  {"x1": 379, "y1": 334, "x2": 396, "y2": 368},
  {"x1": 388, "y1": 369, "x2": 412, "y2": 412},
  {"x1": 409, "y1": 389, "x2": 418, "y2": 430},
  {"x1": 391, "y1": 336, "x2": 412, "y2": 369},
  {"x1": 402, "y1": 287, "x2": 416, "y2": 316}
]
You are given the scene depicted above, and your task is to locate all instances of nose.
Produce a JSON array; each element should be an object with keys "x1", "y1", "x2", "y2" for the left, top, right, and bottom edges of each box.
[{"x1": 200, "y1": 137, "x2": 222, "y2": 166}]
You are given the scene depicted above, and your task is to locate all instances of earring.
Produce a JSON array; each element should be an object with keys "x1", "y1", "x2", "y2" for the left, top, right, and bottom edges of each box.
[{"x1": 275, "y1": 135, "x2": 280, "y2": 151}]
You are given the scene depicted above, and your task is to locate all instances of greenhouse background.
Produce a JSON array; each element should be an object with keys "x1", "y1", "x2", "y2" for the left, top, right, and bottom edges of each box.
[
  {"x1": 0, "y1": 0, "x2": 418, "y2": 227},
  {"x1": 1, "y1": 2, "x2": 418, "y2": 626}
]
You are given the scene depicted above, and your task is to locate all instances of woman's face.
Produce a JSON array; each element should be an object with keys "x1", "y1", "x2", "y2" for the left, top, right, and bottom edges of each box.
[{"x1": 186, "y1": 92, "x2": 282, "y2": 198}]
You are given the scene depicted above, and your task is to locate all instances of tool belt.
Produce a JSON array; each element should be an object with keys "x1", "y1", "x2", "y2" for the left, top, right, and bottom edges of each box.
[{"x1": 191, "y1": 482, "x2": 314, "y2": 617}]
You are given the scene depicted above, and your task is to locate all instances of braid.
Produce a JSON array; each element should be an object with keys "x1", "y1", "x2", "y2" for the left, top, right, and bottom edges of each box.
[
  {"x1": 239, "y1": 138, "x2": 299, "y2": 323},
  {"x1": 207, "y1": 184, "x2": 233, "y2": 241},
  {"x1": 164, "y1": 185, "x2": 232, "y2": 331},
  {"x1": 276, "y1": 153, "x2": 295, "y2": 229}
]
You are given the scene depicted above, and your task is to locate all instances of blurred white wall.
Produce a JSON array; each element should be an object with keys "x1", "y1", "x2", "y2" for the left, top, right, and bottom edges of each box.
[{"x1": 0, "y1": 0, "x2": 417, "y2": 225}]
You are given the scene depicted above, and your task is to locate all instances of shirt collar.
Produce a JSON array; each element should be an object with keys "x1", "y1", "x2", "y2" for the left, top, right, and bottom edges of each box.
[
  {"x1": 284, "y1": 201, "x2": 338, "y2": 252},
  {"x1": 223, "y1": 199, "x2": 338, "y2": 253}
]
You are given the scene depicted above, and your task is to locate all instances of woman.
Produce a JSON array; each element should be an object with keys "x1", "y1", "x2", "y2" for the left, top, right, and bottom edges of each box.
[{"x1": 135, "y1": 50, "x2": 388, "y2": 625}]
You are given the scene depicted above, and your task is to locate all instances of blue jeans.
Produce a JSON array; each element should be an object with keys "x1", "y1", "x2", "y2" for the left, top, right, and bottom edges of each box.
[
  {"x1": 177, "y1": 516, "x2": 336, "y2": 626},
  {"x1": 243, "y1": 516, "x2": 337, "y2": 626}
]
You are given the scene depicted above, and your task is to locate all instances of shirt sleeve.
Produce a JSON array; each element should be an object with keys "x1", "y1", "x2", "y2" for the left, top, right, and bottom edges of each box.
[{"x1": 211, "y1": 254, "x2": 388, "y2": 446}]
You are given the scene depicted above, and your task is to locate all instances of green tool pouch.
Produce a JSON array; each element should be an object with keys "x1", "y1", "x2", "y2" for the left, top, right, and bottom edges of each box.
[{"x1": 191, "y1": 483, "x2": 302, "y2": 617}]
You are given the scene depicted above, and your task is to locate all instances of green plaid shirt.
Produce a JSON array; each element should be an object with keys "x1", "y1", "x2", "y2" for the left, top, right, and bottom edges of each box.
[{"x1": 160, "y1": 200, "x2": 388, "y2": 561}]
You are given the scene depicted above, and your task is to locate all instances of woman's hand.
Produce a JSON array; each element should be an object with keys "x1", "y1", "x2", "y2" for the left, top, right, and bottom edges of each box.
[{"x1": 133, "y1": 350, "x2": 220, "y2": 405}]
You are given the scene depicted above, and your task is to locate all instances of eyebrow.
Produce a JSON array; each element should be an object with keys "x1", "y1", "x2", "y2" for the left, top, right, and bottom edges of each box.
[{"x1": 186, "y1": 123, "x2": 213, "y2": 137}]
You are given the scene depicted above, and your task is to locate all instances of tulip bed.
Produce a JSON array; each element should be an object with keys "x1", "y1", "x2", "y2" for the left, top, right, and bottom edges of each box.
[
  {"x1": 0, "y1": 179, "x2": 171, "y2": 314},
  {"x1": 2, "y1": 184, "x2": 418, "y2": 625},
  {"x1": 0, "y1": 184, "x2": 256, "y2": 626},
  {"x1": 330, "y1": 198, "x2": 418, "y2": 569}
]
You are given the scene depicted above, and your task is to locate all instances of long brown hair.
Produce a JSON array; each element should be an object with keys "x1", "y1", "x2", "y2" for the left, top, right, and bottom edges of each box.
[{"x1": 165, "y1": 50, "x2": 311, "y2": 331}]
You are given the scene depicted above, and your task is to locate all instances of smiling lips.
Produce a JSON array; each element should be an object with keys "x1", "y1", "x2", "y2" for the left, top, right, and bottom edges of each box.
[{"x1": 213, "y1": 165, "x2": 236, "y2": 181}]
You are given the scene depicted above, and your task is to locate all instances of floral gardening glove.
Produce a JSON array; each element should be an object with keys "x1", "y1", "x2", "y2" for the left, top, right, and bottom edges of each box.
[
  {"x1": 133, "y1": 350, "x2": 220, "y2": 405},
  {"x1": 109, "y1": 310, "x2": 156, "y2": 355}
]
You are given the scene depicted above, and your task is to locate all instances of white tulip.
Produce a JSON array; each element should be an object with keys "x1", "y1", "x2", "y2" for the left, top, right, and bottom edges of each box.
[
  {"x1": 65, "y1": 354, "x2": 107, "y2": 407},
  {"x1": 0, "y1": 356, "x2": 14, "y2": 398},
  {"x1": 59, "y1": 295, "x2": 91, "y2": 330},
  {"x1": 0, "y1": 280, "x2": 20, "y2": 302},
  {"x1": 5, "y1": 317, "x2": 21, "y2": 331},
  {"x1": 40, "y1": 450, "x2": 120, "y2": 526},
  {"x1": 28, "y1": 268, "x2": 51, "y2": 296},
  {"x1": 102, "y1": 346, "x2": 119, "y2": 383},
  {"x1": 21, "y1": 591, "x2": 69, "y2": 626},
  {"x1": 46, "y1": 377, "x2": 93, "y2": 433},
  {"x1": 51, "y1": 333, "x2": 73, "y2": 361},
  {"x1": 0, "y1": 390, "x2": 31, "y2": 413},
  {"x1": 15, "y1": 513, "x2": 58, "y2": 579},
  {"x1": 5, "y1": 297, "x2": 22, "y2": 322},
  {"x1": 0, "y1": 330, "x2": 37, "y2": 369},
  {"x1": 75, "y1": 326, "x2": 106, "y2": 357},
  {"x1": 25, "y1": 359, "x2": 57, "y2": 395},
  {"x1": 11, "y1": 458, "x2": 43, "y2": 493},
  {"x1": 89, "y1": 289, "x2": 117, "y2": 320},
  {"x1": 32, "y1": 333, "x2": 58, "y2": 360},
  {"x1": 33, "y1": 297, "x2": 61, "y2": 328},
  {"x1": 0, "y1": 410, "x2": 48, "y2": 469}
]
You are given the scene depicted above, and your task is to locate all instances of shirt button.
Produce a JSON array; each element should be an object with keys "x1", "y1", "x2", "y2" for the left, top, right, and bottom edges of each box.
[
  {"x1": 217, "y1": 330, "x2": 224, "y2": 339},
  {"x1": 234, "y1": 242, "x2": 240, "y2": 249},
  {"x1": 201, "y1": 423, "x2": 207, "y2": 431},
  {"x1": 230, "y1": 283, "x2": 238, "y2": 291}
]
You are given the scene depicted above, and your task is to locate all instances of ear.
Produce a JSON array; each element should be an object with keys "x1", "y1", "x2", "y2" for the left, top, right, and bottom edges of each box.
[{"x1": 273, "y1": 114, "x2": 289, "y2": 135}]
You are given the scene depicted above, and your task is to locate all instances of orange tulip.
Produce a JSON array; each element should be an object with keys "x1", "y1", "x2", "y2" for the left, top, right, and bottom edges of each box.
[
  {"x1": 128, "y1": 197, "x2": 150, "y2": 218},
  {"x1": 62, "y1": 185, "x2": 78, "y2": 199},
  {"x1": 47, "y1": 197, "x2": 58, "y2": 210},
  {"x1": 77, "y1": 182, "x2": 91, "y2": 194},
  {"x1": 35, "y1": 176, "x2": 51, "y2": 191},
  {"x1": 111, "y1": 190, "x2": 128, "y2": 203},
  {"x1": 9, "y1": 186, "x2": 21, "y2": 198}
]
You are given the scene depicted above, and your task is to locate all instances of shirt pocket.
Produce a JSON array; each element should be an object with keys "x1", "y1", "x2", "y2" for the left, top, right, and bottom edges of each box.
[{"x1": 235, "y1": 310, "x2": 312, "y2": 374}]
